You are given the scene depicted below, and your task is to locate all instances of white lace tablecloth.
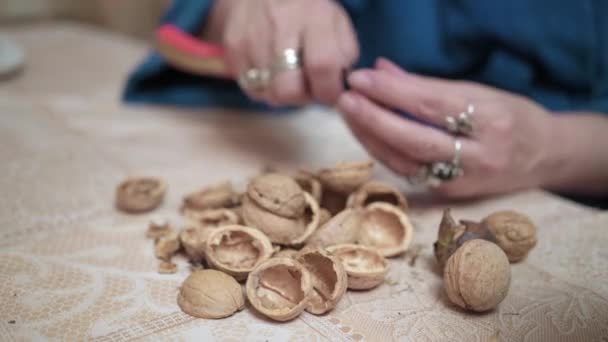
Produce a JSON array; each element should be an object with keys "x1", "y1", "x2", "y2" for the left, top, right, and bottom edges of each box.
[{"x1": 1, "y1": 22, "x2": 607, "y2": 342}]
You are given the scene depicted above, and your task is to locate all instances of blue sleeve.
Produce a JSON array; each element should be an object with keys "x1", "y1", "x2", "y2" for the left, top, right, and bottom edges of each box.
[{"x1": 122, "y1": 0, "x2": 272, "y2": 110}]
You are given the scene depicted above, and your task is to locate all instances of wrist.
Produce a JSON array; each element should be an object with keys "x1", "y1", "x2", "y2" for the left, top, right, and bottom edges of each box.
[{"x1": 534, "y1": 114, "x2": 574, "y2": 191}]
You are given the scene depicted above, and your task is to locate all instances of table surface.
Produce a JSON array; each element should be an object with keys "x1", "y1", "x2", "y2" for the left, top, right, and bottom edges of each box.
[{"x1": 1, "y1": 22, "x2": 607, "y2": 342}]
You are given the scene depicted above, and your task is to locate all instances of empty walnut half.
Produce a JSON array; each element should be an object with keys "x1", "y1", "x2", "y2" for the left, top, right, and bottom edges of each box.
[
  {"x1": 246, "y1": 257, "x2": 313, "y2": 321},
  {"x1": 357, "y1": 203, "x2": 414, "y2": 257},
  {"x1": 247, "y1": 173, "x2": 306, "y2": 218},
  {"x1": 444, "y1": 239, "x2": 511, "y2": 312},
  {"x1": 178, "y1": 269, "x2": 245, "y2": 319},
  {"x1": 318, "y1": 160, "x2": 374, "y2": 194},
  {"x1": 242, "y1": 192, "x2": 320, "y2": 246},
  {"x1": 182, "y1": 181, "x2": 238, "y2": 211},
  {"x1": 327, "y1": 244, "x2": 389, "y2": 290},
  {"x1": 204, "y1": 225, "x2": 274, "y2": 281},
  {"x1": 482, "y1": 211, "x2": 537, "y2": 262},
  {"x1": 347, "y1": 181, "x2": 408, "y2": 211},
  {"x1": 296, "y1": 249, "x2": 347, "y2": 315},
  {"x1": 116, "y1": 177, "x2": 167, "y2": 213},
  {"x1": 184, "y1": 208, "x2": 241, "y2": 229},
  {"x1": 308, "y1": 208, "x2": 362, "y2": 248}
]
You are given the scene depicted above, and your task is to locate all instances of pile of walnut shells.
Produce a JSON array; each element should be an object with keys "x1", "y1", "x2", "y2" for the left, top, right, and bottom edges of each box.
[{"x1": 119, "y1": 161, "x2": 415, "y2": 321}]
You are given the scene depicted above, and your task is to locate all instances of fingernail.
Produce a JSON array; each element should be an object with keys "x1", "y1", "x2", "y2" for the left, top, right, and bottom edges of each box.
[
  {"x1": 348, "y1": 71, "x2": 372, "y2": 89},
  {"x1": 338, "y1": 93, "x2": 358, "y2": 112}
]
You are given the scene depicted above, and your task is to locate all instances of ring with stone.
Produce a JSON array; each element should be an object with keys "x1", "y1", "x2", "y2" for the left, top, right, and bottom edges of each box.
[
  {"x1": 445, "y1": 104, "x2": 475, "y2": 136},
  {"x1": 238, "y1": 67, "x2": 271, "y2": 91}
]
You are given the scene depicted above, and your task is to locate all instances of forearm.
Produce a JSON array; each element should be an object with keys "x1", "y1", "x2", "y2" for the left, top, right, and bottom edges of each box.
[{"x1": 542, "y1": 112, "x2": 608, "y2": 196}]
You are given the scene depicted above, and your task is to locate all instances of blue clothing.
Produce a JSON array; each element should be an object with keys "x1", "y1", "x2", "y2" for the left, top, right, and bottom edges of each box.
[{"x1": 124, "y1": 0, "x2": 608, "y2": 114}]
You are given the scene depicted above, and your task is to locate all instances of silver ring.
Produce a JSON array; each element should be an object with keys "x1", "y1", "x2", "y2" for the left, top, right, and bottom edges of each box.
[
  {"x1": 408, "y1": 139, "x2": 464, "y2": 187},
  {"x1": 271, "y1": 48, "x2": 302, "y2": 73},
  {"x1": 238, "y1": 68, "x2": 271, "y2": 91},
  {"x1": 446, "y1": 104, "x2": 474, "y2": 136}
]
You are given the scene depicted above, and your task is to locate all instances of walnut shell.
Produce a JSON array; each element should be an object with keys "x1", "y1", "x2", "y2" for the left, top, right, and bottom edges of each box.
[
  {"x1": 318, "y1": 208, "x2": 332, "y2": 227},
  {"x1": 357, "y1": 203, "x2": 414, "y2": 257},
  {"x1": 444, "y1": 239, "x2": 511, "y2": 312},
  {"x1": 146, "y1": 217, "x2": 172, "y2": 239},
  {"x1": 482, "y1": 211, "x2": 537, "y2": 262},
  {"x1": 154, "y1": 231, "x2": 180, "y2": 261},
  {"x1": 294, "y1": 169, "x2": 323, "y2": 204},
  {"x1": 246, "y1": 257, "x2": 313, "y2": 322},
  {"x1": 182, "y1": 181, "x2": 238, "y2": 211},
  {"x1": 179, "y1": 226, "x2": 212, "y2": 263},
  {"x1": 318, "y1": 160, "x2": 374, "y2": 194},
  {"x1": 241, "y1": 192, "x2": 320, "y2": 246},
  {"x1": 158, "y1": 260, "x2": 177, "y2": 274},
  {"x1": 204, "y1": 225, "x2": 274, "y2": 281},
  {"x1": 320, "y1": 189, "x2": 348, "y2": 216},
  {"x1": 177, "y1": 269, "x2": 245, "y2": 319},
  {"x1": 247, "y1": 173, "x2": 306, "y2": 218},
  {"x1": 116, "y1": 177, "x2": 167, "y2": 213},
  {"x1": 184, "y1": 208, "x2": 241, "y2": 229},
  {"x1": 308, "y1": 208, "x2": 362, "y2": 248},
  {"x1": 327, "y1": 244, "x2": 389, "y2": 290},
  {"x1": 347, "y1": 181, "x2": 408, "y2": 211},
  {"x1": 296, "y1": 249, "x2": 347, "y2": 315},
  {"x1": 274, "y1": 248, "x2": 298, "y2": 259}
]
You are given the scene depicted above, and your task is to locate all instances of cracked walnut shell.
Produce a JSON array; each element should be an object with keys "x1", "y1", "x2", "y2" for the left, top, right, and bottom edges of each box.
[
  {"x1": 296, "y1": 248, "x2": 347, "y2": 315},
  {"x1": 294, "y1": 169, "x2": 323, "y2": 203},
  {"x1": 204, "y1": 225, "x2": 273, "y2": 281},
  {"x1": 179, "y1": 226, "x2": 211, "y2": 263},
  {"x1": 318, "y1": 160, "x2": 374, "y2": 194},
  {"x1": 308, "y1": 208, "x2": 361, "y2": 248},
  {"x1": 182, "y1": 181, "x2": 238, "y2": 211},
  {"x1": 246, "y1": 257, "x2": 313, "y2": 321},
  {"x1": 444, "y1": 239, "x2": 511, "y2": 312},
  {"x1": 177, "y1": 269, "x2": 245, "y2": 319},
  {"x1": 327, "y1": 244, "x2": 389, "y2": 290},
  {"x1": 154, "y1": 231, "x2": 180, "y2": 261},
  {"x1": 184, "y1": 208, "x2": 240, "y2": 229},
  {"x1": 116, "y1": 177, "x2": 166, "y2": 213},
  {"x1": 347, "y1": 181, "x2": 408, "y2": 211},
  {"x1": 247, "y1": 173, "x2": 306, "y2": 218},
  {"x1": 242, "y1": 192, "x2": 320, "y2": 246},
  {"x1": 482, "y1": 211, "x2": 537, "y2": 262},
  {"x1": 357, "y1": 203, "x2": 414, "y2": 257}
]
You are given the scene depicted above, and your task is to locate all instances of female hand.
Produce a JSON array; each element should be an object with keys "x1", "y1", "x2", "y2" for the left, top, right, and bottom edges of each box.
[
  {"x1": 209, "y1": 0, "x2": 359, "y2": 106},
  {"x1": 337, "y1": 58, "x2": 565, "y2": 199}
]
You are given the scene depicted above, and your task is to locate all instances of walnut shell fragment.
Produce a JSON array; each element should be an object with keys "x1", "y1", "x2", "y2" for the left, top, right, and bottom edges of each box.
[
  {"x1": 179, "y1": 226, "x2": 211, "y2": 263},
  {"x1": 357, "y1": 203, "x2": 414, "y2": 257},
  {"x1": 116, "y1": 177, "x2": 167, "y2": 213},
  {"x1": 296, "y1": 249, "x2": 347, "y2": 315},
  {"x1": 294, "y1": 170, "x2": 322, "y2": 203},
  {"x1": 184, "y1": 208, "x2": 241, "y2": 229},
  {"x1": 274, "y1": 249, "x2": 298, "y2": 259},
  {"x1": 204, "y1": 225, "x2": 274, "y2": 281},
  {"x1": 444, "y1": 239, "x2": 511, "y2": 312},
  {"x1": 308, "y1": 208, "x2": 361, "y2": 248},
  {"x1": 246, "y1": 258, "x2": 313, "y2": 321},
  {"x1": 182, "y1": 181, "x2": 238, "y2": 211},
  {"x1": 158, "y1": 260, "x2": 177, "y2": 274},
  {"x1": 247, "y1": 173, "x2": 306, "y2": 218},
  {"x1": 146, "y1": 218, "x2": 172, "y2": 239},
  {"x1": 327, "y1": 244, "x2": 389, "y2": 290},
  {"x1": 155, "y1": 232, "x2": 180, "y2": 261},
  {"x1": 177, "y1": 270, "x2": 245, "y2": 319},
  {"x1": 347, "y1": 181, "x2": 408, "y2": 211},
  {"x1": 318, "y1": 160, "x2": 374, "y2": 194},
  {"x1": 482, "y1": 211, "x2": 537, "y2": 262},
  {"x1": 242, "y1": 192, "x2": 320, "y2": 246}
]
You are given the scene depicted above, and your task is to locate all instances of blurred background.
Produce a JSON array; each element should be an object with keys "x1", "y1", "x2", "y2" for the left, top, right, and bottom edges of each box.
[{"x1": 0, "y1": 0, "x2": 167, "y2": 38}]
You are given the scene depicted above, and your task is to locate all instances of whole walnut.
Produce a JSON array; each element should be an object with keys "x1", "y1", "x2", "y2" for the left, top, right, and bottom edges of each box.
[
  {"x1": 482, "y1": 211, "x2": 537, "y2": 262},
  {"x1": 444, "y1": 239, "x2": 511, "y2": 312}
]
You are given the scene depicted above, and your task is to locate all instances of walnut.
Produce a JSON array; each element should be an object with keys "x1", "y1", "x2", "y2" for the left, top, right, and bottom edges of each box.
[
  {"x1": 242, "y1": 191, "x2": 320, "y2": 246},
  {"x1": 182, "y1": 181, "x2": 238, "y2": 211},
  {"x1": 296, "y1": 248, "x2": 347, "y2": 315},
  {"x1": 293, "y1": 169, "x2": 323, "y2": 204},
  {"x1": 247, "y1": 173, "x2": 306, "y2": 218},
  {"x1": 444, "y1": 239, "x2": 511, "y2": 312},
  {"x1": 116, "y1": 177, "x2": 166, "y2": 213},
  {"x1": 273, "y1": 248, "x2": 298, "y2": 259},
  {"x1": 357, "y1": 203, "x2": 414, "y2": 257},
  {"x1": 347, "y1": 181, "x2": 408, "y2": 211},
  {"x1": 308, "y1": 208, "x2": 362, "y2": 248},
  {"x1": 177, "y1": 270, "x2": 245, "y2": 319},
  {"x1": 154, "y1": 232, "x2": 180, "y2": 261},
  {"x1": 327, "y1": 244, "x2": 389, "y2": 290},
  {"x1": 318, "y1": 160, "x2": 374, "y2": 194},
  {"x1": 246, "y1": 258, "x2": 313, "y2": 321},
  {"x1": 318, "y1": 208, "x2": 332, "y2": 227},
  {"x1": 204, "y1": 225, "x2": 274, "y2": 281},
  {"x1": 482, "y1": 211, "x2": 537, "y2": 262}
]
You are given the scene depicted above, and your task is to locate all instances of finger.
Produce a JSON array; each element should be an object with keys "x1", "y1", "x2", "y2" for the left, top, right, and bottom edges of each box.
[
  {"x1": 337, "y1": 91, "x2": 481, "y2": 164},
  {"x1": 303, "y1": 19, "x2": 344, "y2": 105},
  {"x1": 345, "y1": 117, "x2": 422, "y2": 176},
  {"x1": 268, "y1": 26, "x2": 310, "y2": 105},
  {"x1": 375, "y1": 57, "x2": 410, "y2": 79},
  {"x1": 348, "y1": 69, "x2": 471, "y2": 128},
  {"x1": 334, "y1": 12, "x2": 359, "y2": 67}
]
